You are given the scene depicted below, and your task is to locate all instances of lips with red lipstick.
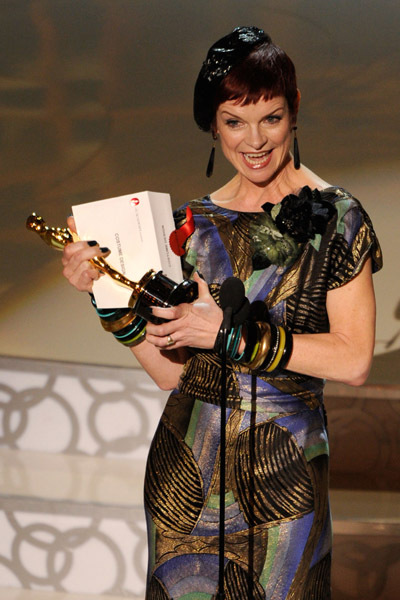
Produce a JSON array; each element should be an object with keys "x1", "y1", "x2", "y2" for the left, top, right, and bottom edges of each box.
[{"x1": 241, "y1": 150, "x2": 273, "y2": 169}]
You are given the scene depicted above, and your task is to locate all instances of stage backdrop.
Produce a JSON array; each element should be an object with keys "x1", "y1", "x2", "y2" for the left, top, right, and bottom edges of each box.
[{"x1": 0, "y1": 0, "x2": 399, "y2": 383}]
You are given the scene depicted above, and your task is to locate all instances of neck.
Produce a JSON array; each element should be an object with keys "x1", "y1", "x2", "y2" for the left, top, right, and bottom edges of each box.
[
  {"x1": 211, "y1": 160, "x2": 332, "y2": 211},
  {"x1": 212, "y1": 162, "x2": 303, "y2": 211}
]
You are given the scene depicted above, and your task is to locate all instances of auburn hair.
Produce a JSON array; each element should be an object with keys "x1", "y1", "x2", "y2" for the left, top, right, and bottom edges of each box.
[{"x1": 213, "y1": 41, "x2": 298, "y2": 118}]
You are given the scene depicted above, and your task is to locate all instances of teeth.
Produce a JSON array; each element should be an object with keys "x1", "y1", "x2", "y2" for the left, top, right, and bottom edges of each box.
[{"x1": 243, "y1": 151, "x2": 270, "y2": 165}]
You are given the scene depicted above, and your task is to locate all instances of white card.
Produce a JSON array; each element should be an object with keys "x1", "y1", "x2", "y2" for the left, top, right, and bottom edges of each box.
[{"x1": 72, "y1": 191, "x2": 182, "y2": 308}]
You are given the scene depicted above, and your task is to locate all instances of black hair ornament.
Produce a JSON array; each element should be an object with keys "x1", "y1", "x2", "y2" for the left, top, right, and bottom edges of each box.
[{"x1": 194, "y1": 26, "x2": 271, "y2": 133}]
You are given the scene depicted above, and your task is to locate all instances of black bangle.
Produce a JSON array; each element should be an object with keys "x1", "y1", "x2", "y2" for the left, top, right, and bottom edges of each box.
[
  {"x1": 242, "y1": 320, "x2": 259, "y2": 364},
  {"x1": 213, "y1": 323, "x2": 225, "y2": 355},
  {"x1": 278, "y1": 329, "x2": 293, "y2": 370}
]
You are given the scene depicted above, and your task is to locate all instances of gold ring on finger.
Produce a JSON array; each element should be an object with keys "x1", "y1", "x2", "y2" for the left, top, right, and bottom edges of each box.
[{"x1": 166, "y1": 335, "x2": 175, "y2": 346}]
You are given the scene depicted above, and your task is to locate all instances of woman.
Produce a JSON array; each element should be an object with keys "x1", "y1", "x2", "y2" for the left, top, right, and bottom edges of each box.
[{"x1": 62, "y1": 27, "x2": 382, "y2": 599}]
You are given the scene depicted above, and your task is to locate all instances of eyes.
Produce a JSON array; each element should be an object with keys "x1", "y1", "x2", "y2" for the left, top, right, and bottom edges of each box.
[
  {"x1": 224, "y1": 115, "x2": 283, "y2": 128},
  {"x1": 225, "y1": 119, "x2": 241, "y2": 128}
]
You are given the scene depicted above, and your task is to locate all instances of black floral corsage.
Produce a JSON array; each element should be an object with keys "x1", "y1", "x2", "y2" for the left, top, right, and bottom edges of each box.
[{"x1": 251, "y1": 186, "x2": 336, "y2": 270}]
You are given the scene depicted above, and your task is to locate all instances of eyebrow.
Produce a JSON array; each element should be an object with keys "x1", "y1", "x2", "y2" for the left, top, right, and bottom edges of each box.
[{"x1": 220, "y1": 105, "x2": 285, "y2": 118}]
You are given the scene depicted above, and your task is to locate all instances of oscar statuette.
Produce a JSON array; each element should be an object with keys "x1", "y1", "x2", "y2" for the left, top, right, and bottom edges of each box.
[{"x1": 26, "y1": 213, "x2": 198, "y2": 323}]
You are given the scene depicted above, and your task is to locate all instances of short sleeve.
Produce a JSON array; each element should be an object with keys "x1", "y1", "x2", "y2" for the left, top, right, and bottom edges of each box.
[{"x1": 327, "y1": 193, "x2": 383, "y2": 290}]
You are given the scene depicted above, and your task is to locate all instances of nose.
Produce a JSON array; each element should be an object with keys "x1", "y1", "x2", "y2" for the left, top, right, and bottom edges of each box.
[{"x1": 245, "y1": 125, "x2": 267, "y2": 150}]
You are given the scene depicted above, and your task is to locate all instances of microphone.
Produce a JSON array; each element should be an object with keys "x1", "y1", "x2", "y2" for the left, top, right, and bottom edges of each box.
[
  {"x1": 248, "y1": 299, "x2": 270, "y2": 323},
  {"x1": 219, "y1": 277, "x2": 250, "y2": 329}
]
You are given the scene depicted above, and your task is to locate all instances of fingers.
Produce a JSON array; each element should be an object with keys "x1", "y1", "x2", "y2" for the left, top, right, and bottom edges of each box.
[
  {"x1": 145, "y1": 324, "x2": 181, "y2": 350},
  {"x1": 67, "y1": 215, "x2": 77, "y2": 234},
  {"x1": 145, "y1": 313, "x2": 181, "y2": 337},
  {"x1": 193, "y1": 271, "x2": 209, "y2": 292},
  {"x1": 145, "y1": 309, "x2": 186, "y2": 350},
  {"x1": 145, "y1": 331, "x2": 181, "y2": 350},
  {"x1": 62, "y1": 240, "x2": 110, "y2": 292},
  {"x1": 148, "y1": 274, "x2": 209, "y2": 321},
  {"x1": 150, "y1": 304, "x2": 186, "y2": 321},
  {"x1": 149, "y1": 273, "x2": 207, "y2": 320},
  {"x1": 146, "y1": 272, "x2": 221, "y2": 351}
]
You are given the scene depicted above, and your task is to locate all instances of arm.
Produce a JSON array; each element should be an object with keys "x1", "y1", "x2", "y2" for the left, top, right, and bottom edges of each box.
[
  {"x1": 61, "y1": 217, "x2": 191, "y2": 390},
  {"x1": 285, "y1": 257, "x2": 376, "y2": 386},
  {"x1": 146, "y1": 273, "x2": 222, "y2": 350},
  {"x1": 117, "y1": 272, "x2": 222, "y2": 389},
  {"x1": 128, "y1": 341, "x2": 189, "y2": 391},
  {"x1": 62, "y1": 218, "x2": 376, "y2": 389},
  {"x1": 148, "y1": 259, "x2": 376, "y2": 387}
]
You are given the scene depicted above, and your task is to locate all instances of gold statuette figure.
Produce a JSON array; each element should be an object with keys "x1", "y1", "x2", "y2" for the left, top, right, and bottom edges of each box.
[{"x1": 26, "y1": 213, "x2": 198, "y2": 322}]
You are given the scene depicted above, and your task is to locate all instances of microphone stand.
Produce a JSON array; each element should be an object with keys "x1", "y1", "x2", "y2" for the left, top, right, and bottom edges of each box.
[
  {"x1": 215, "y1": 277, "x2": 248, "y2": 599},
  {"x1": 217, "y1": 306, "x2": 232, "y2": 600}
]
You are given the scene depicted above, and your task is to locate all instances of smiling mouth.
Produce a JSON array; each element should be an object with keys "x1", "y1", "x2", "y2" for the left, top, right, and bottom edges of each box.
[{"x1": 242, "y1": 150, "x2": 272, "y2": 167}]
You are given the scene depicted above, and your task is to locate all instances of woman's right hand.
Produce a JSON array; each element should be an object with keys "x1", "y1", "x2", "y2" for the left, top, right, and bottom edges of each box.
[{"x1": 61, "y1": 216, "x2": 110, "y2": 292}]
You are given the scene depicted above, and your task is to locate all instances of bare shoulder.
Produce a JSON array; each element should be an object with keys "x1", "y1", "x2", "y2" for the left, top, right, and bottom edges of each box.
[
  {"x1": 210, "y1": 176, "x2": 240, "y2": 203},
  {"x1": 299, "y1": 165, "x2": 332, "y2": 190}
]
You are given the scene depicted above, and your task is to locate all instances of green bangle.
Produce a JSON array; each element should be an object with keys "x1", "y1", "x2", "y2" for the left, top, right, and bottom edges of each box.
[
  {"x1": 117, "y1": 327, "x2": 147, "y2": 347},
  {"x1": 113, "y1": 318, "x2": 146, "y2": 346},
  {"x1": 227, "y1": 325, "x2": 242, "y2": 359},
  {"x1": 113, "y1": 317, "x2": 146, "y2": 339}
]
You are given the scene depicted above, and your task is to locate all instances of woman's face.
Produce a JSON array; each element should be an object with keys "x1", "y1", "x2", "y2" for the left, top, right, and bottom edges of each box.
[{"x1": 215, "y1": 96, "x2": 295, "y2": 184}]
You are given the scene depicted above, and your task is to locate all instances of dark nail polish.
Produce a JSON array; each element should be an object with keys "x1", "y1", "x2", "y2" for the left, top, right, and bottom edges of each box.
[
  {"x1": 87, "y1": 240, "x2": 98, "y2": 246},
  {"x1": 100, "y1": 247, "x2": 110, "y2": 253}
]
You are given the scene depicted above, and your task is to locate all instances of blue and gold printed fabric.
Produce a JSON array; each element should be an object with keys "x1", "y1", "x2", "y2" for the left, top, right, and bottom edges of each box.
[{"x1": 144, "y1": 187, "x2": 382, "y2": 599}]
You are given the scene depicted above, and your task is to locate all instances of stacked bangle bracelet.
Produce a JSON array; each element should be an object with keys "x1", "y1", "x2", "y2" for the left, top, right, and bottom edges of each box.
[
  {"x1": 214, "y1": 317, "x2": 293, "y2": 373},
  {"x1": 214, "y1": 324, "x2": 243, "y2": 360},
  {"x1": 90, "y1": 295, "x2": 146, "y2": 347}
]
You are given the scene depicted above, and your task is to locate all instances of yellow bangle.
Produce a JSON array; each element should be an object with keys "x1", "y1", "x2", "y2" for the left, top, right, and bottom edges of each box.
[
  {"x1": 248, "y1": 340, "x2": 260, "y2": 364},
  {"x1": 266, "y1": 326, "x2": 286, "y2": 372},
  {"x1": 120, "y1": 328, "x2": 147, "y2": 346}
]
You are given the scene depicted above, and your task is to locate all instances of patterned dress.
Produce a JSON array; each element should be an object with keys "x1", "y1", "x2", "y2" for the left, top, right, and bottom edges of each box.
[{"x1": 144, "y1": 187, "x2": 382, "y2": 599}]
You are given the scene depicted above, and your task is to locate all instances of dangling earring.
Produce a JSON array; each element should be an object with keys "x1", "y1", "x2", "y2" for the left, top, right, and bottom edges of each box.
[
  {"x1": 292, "y1": 126, "x2": 301, "y2": 170},
  {"x1": 206, "y1": 133, "x2": 217, "y2": 178}
]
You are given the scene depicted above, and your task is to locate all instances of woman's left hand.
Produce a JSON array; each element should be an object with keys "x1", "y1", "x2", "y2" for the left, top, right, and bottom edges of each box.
[{"x1": 145, "y1": 272, "x2": 223, "y2": 350}]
